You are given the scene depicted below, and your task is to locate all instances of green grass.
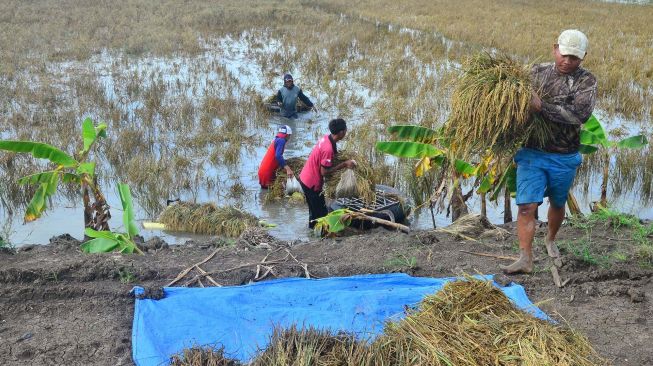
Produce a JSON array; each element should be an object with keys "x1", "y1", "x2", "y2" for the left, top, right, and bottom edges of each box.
[
  {"x1": 384, "y1": 254, "x2": 417, "y2": 271},
  {"x1": 560, "y1": 239, "x2": 611, "y2": 268},
  {"x1": 118, "y1": 268, "x2": 136, "y2": 284}
]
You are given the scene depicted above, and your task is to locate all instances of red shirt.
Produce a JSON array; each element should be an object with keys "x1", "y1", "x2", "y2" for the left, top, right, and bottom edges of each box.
[{"x1": 299, "y1": 134, "x2": 336, "y2": 192}]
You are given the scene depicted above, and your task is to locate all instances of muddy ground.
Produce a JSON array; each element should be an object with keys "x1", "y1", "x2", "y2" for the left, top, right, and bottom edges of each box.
[{"x1": 0, "y1": 219, "x2": 651, "y2": 366}]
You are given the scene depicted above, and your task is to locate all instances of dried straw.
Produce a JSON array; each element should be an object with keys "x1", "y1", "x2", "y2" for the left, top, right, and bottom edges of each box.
[
  {"x1": 368, "y1": 276, "x2": 607, "y2": 366},
  {"x1": 158, "y1": 202, "x2": 258, "y2": 237},
  {"x1": 172, "y1": 277, "x2": 606, "y2": 366},
  {"x1": 444, "y1": 52, "x2": 550, "y2": 159},
  {"x1": 324, "y1": 150, "x2": 381, "y2": 203},
  {"x1": 169, "y1": 345, "x2": 239, "y2": 366},
  {"x1": 251, "y1": 325, "x2": 369, "y2": 366},
  {"x1": 264, "y1": 157, "x2": 306, "y2": 203}
]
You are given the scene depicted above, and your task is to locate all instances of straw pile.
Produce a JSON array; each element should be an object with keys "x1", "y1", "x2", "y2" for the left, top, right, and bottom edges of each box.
[
  {"x1": 264, "y1": 157, "x2": 306, "y2": 203},
  {"x1": 171, "y1": 277, "x2": 606, "y2": 366},
  {"x1": 444, "y1": 52, "x2": 550, "y2": 159},
  {"x1": 368, "y1": 277, "x2": 606, "y2": 366},
  {"x1": 324, "y1": 150, "x2": 382, "y2": 203},
  {"x1": 170, "y1": 346, "x2": 238, "y2": 366},
  {"x1": 158, "y1": 202, "x2": 258, "y2": 237},
  {"x1": 251, "y1": 325, "x2": 369, "y2": 366}
]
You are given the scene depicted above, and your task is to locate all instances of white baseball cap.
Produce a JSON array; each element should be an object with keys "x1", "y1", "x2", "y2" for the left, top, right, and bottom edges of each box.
[
  {"x1": 558, "y1": 29, "x2": 588, "y2": 59},
  {"x1": 278, "y1": 125, "x2": 293, "y2": 135}
]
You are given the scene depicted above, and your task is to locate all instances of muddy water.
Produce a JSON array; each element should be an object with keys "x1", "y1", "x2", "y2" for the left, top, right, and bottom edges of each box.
[{"x1": 1, "y1": 31, "x2": 652, "y2": 247}]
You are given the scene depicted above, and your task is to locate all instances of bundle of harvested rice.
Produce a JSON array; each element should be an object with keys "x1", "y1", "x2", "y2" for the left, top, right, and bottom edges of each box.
[
  {"x1": 170, "y1": 346, "x2": 239, "y2": 366},
  {"x1": 158, "y1": 202, "x2": 258, "y2": 237},
  {"x1": 444, "y1": 52, "x2": 550, "y2": 159},
  {"x1": 368, "y1": 277, "x2": 606, "y2": 366},
  {"x1": 324, "y1": 150, "x2": 381, "y2": 203},
  {"x1": 265, "y1": 157, "x2": 306, "y2": 203},
  {"x1": 335, "y1": 168, "x2": 358, "y2": 198},
  {"x1": 251, "y1": 325, "x2": 369, "y2": 366},
  {"x1": 263, "y1": 95, "x2": 311, "y2": 112}
]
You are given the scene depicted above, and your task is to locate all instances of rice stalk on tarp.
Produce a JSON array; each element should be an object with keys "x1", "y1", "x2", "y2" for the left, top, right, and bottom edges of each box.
[
  {"x1": 158, "y1": 202, "x2": 258, "y2": 237},
  {"x1": 251, "y1": 325, "x2": 370, "y2": 366},
  {"x1": 170, "y1": 345, "x2": 240, "y2": 366},
  {"x1": 264, "y1": 157, "x2": 306, "y2": 203},
  {"x1": 444, "y1": 52, "x2": 550, "y2": 159},
  {"x1": 324, "y1": 150, "x2": 381, "y2": 203},
  {"x1": 368, "y1": 276, "x2": 607, "y2": 366}
]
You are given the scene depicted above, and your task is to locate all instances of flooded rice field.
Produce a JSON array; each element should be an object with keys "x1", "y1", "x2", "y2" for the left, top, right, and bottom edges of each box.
[{"x1": 1, "y1": 12, "x2": 653, "y2": 246}]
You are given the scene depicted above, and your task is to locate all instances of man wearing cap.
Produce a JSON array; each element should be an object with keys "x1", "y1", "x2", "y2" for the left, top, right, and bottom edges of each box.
[
  {"x1": 502, "y1": 29, "x2": 597, "y2": 274},
  {"x1": 299, "y1": 118, "x2": 356, "y2": 228},
  {"x1": 276, "y1": 74, "x2": 317, "y2": 119},
  {"x1": 258, "y1": 125, "x2": 294, "y2": 189}
]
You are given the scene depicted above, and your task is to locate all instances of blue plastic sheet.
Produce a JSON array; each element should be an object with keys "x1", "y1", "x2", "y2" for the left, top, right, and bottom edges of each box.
[{"x1": 132, "y1": 273, "x2": 547, "y2": 366}]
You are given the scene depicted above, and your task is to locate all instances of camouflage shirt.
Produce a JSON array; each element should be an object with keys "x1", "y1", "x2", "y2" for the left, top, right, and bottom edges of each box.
[{"x1": 526, "y1": 63, "x2": 597, "y2": 153}]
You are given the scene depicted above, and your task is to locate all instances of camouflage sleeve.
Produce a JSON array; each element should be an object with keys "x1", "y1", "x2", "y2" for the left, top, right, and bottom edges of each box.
[{"x1": 540, "y1": 73, "x2": 597, "y2": 126}]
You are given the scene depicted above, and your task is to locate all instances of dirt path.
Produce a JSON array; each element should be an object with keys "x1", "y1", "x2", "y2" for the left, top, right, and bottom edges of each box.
[{"x1": 1, "y1": 222, "x2": 651, "y2": 365}]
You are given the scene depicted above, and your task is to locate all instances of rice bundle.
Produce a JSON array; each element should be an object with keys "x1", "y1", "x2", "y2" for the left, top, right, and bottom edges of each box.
[
  {"x1": 158, "y1": 201, "x2": 258, "y2": 237},
  {"x1": 368, "y1": 277, "x2": 606, "y2": 366},
  {"x1": 264, "y1": 157, "x2": 306, "y2": 203},
  {"x1": 170, "y1": 346, "x2": 238, "y2": 366},
  {"x1": 335, "y1": 168, "x2": 358, "y2": 198},
  {"x1": 251, "y1": 325, "x2": 369, "y2": 366},
  {"x1": 263, "y1": 94, "x2": 311, "y2": 112},
  {"x1": 444, "y1": 52, "x2": 550, "y2": 159},
  {"x1": 172, "y1": 277, "x2": 605, "y2": 366},
  {"x1": 324, "y1": 150, "x2": 381, "y2": 203}
]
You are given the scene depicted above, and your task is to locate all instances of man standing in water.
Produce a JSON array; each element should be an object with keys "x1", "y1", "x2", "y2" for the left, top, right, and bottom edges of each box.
[
  {"x1": 502, "y1": 29, "x2": 597, "y2": 274},
  {"x1": 299, "y1": 118, "x2": 356, "y2": 228},
  {"x1": 276, "y1": 74, "x2": 317, "y2": 119},
  {"x1": 258, "y1": 125, "x2": 294, "y2": 189}
]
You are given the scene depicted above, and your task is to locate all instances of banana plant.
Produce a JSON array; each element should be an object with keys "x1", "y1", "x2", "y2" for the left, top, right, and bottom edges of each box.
[
  {"x1": 81, "y1": 183, "x2": 143, "y2": 254},
  {"x1": 578, "y1": 115, "x2": 648, "y2": 209},
  {"x1": 313, "y1": 209, "x2": 353, "y2": 237},
  {"x1": 376, "y1": 125, "x2": 516, "y2": 222},
  {"x1": 0, "y1": 117, "x2": 110, "y2": 230}
]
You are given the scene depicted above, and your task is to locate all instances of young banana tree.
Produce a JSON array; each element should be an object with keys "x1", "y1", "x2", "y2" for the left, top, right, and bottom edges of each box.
[
  {"x1": 0, "y1": 117, "x2": 111, "y2": 230},
  {"x1": 81, "y1": 183, "x2": 143, "y2": 254},
  {"x1": 376, "y1": 125, "x2": 515, "y2": 223},
  {"x1": 577, "y1": 115, "x2": 648, "y2": 210}
]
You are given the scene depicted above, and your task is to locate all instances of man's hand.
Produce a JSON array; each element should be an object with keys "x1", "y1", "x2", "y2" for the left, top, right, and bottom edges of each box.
[
  {"x1": 345, "y1": 159, "x2": 357, "y2": 169},
  {"x1": 530, "y1": 92, "x2": 542, "y2": 113},
  {"x1": 285, "y1": 166, "x2": 294, "y2": 178}
]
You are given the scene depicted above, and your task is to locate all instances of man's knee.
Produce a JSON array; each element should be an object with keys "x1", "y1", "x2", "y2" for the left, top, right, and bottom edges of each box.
[{"x1": 517, "y1": 203, "x2": 538, "y2": 217}]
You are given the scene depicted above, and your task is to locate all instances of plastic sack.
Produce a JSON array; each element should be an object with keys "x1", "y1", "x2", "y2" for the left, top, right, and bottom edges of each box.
[
  {"x1": 285, "y1": 177, "x2": 302, "y2": 195},
  {"x1": 335, "y1": 169, "x2": 358, "y2": 198}
]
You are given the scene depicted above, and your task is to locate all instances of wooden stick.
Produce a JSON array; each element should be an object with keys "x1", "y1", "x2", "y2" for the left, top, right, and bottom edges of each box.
[
  {"x1": 550, "y1": 265, "x2": 564, "y2": 288},
  {"x1": 459, "y1": 250, "x2": 517, "y2": 261},
  {"x1": 195, "y1": 265, "x2": 222, "y2": 287},
  {"x1": 167, "y1": 248, "x2": 221, "y2": 286},
  {"x1": 349, "y1": 212, "x2": 410, "y2": 233}
]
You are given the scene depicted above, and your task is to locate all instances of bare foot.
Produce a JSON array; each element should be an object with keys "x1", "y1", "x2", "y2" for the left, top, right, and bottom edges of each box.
[
  {"x1": 545, "y1": 240, "x2": 560, "y2": 258},
  {"x1": 500, "y1": 253, "x2": 533, "y2": 274}
]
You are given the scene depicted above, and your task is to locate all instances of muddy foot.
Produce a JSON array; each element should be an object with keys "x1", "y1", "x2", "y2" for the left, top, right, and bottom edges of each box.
[
  {"x1": 500, "y1": 253, "x2": 533, "y2": 275},
  {"x1": 545, "y1": 240, "x2": 560, "y2": 258}
]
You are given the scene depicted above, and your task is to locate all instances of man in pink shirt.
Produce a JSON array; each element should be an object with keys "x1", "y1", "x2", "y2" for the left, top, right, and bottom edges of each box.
[{"x1": 298, "y1": 118, "x2": 357, "y2": 228}]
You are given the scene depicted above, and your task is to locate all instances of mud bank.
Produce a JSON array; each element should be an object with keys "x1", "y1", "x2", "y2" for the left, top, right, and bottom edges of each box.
[{"x1": 0, "y1": 223, "x2": 651, "y2": 365}]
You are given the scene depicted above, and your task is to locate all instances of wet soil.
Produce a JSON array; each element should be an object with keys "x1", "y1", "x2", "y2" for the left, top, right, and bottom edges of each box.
[{"x1": 0, "y1": 222, "x2": 651, "y2": 365}]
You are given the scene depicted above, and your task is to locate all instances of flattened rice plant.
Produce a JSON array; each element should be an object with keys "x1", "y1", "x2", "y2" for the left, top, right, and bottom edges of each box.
[{"x1": 159, "y1": 202, "x2": 258, "y2": 237}]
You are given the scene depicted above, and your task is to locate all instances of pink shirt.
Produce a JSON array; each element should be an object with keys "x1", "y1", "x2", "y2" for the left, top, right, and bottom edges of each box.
[{"x1": 299, "y1": 134, "x2": 335, "y2": 192}]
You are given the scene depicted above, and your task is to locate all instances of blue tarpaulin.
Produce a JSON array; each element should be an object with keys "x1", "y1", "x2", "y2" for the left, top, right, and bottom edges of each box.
[{"x1": 132, "y1": 273, "x2": 547, "y2": 366}]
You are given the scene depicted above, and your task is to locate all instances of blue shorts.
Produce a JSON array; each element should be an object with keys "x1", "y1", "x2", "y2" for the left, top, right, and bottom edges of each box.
[{"x1": 515, "y1": 148, "x2": 582, "y2": 208}]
